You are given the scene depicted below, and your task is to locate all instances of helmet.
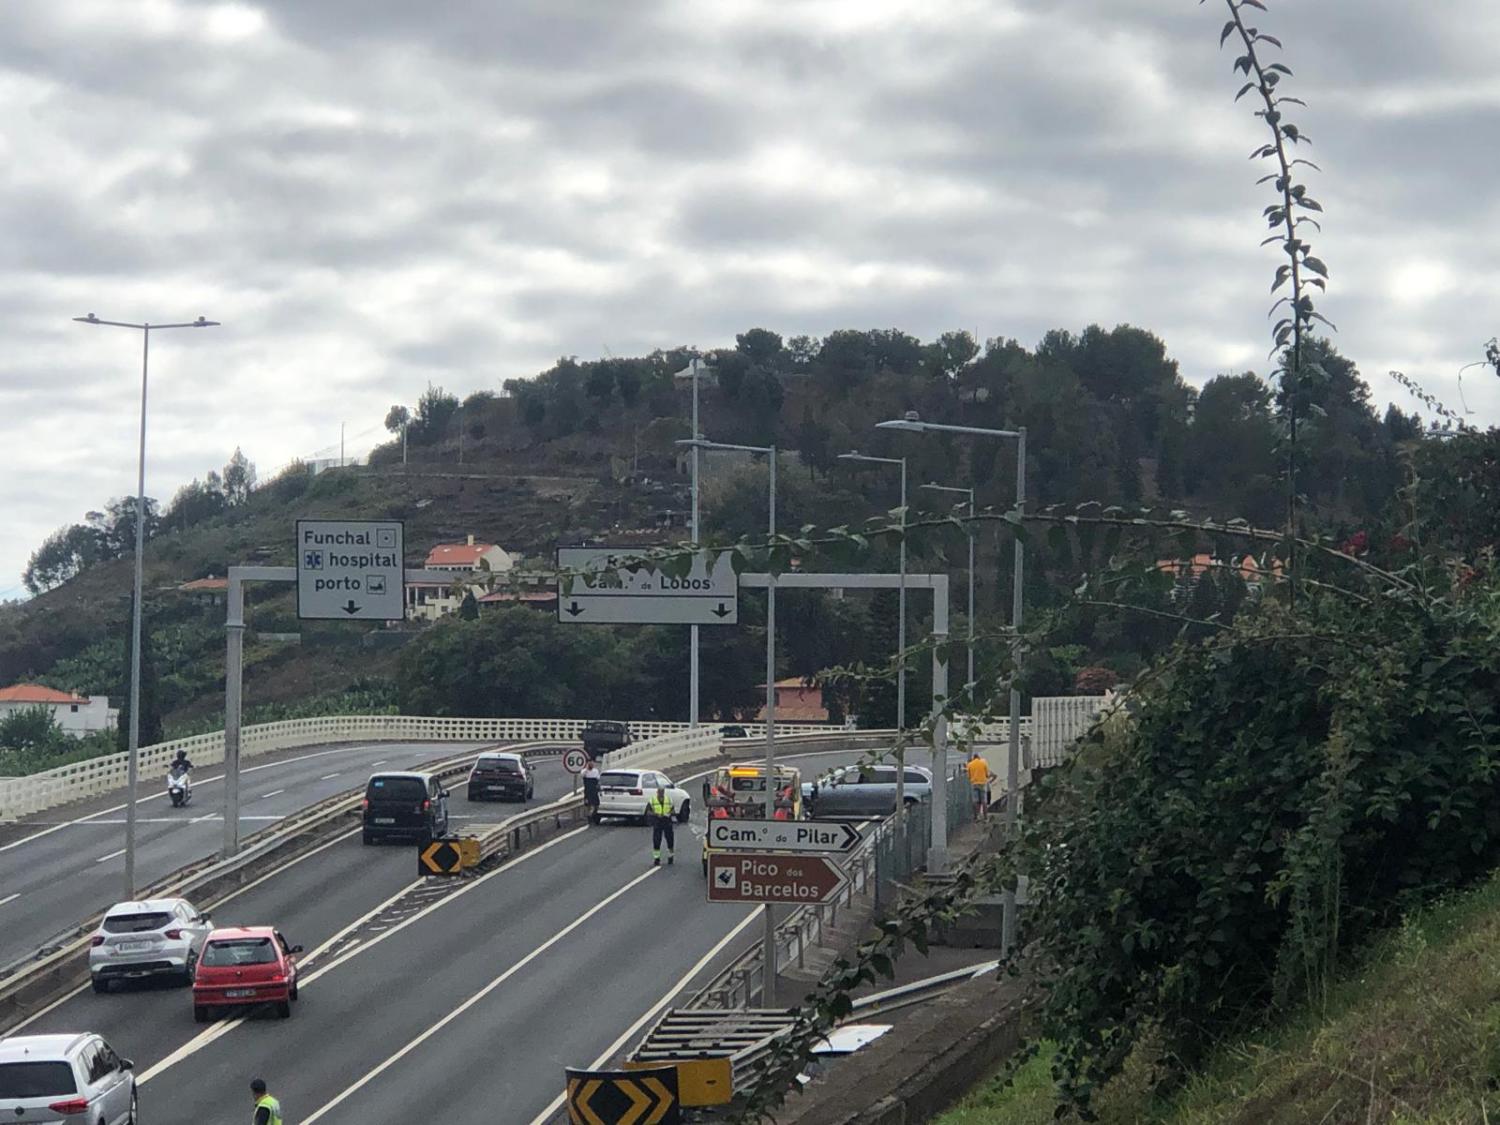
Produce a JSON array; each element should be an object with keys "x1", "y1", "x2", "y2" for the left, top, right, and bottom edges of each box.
[{"x1": 174, "y1": 750, "x2": 187, "y2": 761}]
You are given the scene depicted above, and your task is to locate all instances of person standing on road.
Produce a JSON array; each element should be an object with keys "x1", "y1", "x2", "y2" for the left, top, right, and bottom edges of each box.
[
  {"x1": 582, "y1": 757, "x2": 601, "y2": 823},
  {"x1": 647, "y1": 785, "x2": 675, "y2": 866},
  {"x1": 967, "y1": 750, "x2": 994, "y2": 820},
  {"x1": 250, "y1": 1078, "x2": 282, "y2": 1125}
]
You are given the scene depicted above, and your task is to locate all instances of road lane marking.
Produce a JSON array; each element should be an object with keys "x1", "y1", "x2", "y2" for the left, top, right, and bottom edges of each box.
[
  {"x1": 525, "y1": 907, "x2": 762, "y2": 1125},
  {"x1": 94, "y1": 848, "x2": 126, "y2": 863},
  {"x1": 0, "y1": 743, "x2": 419, "y2": 853},
  {"x1": 319, "y1": 773, "x2": 340, "y2": 780},
  {"x1": 0, "y1": 893, "x2": 18, "y2": 907},
  {"x1": 140, "y1": 818, "x2": 589, "y2": 1084},
  {"x1": 260, "y1": 790, "x2": 285, "y2": 799},
  {"x1": 303, "y1": 866, "x2": 661, "y2": 1124},
  {"x1": 370, "y1": 759, "x2": 387, "y2": 766}
]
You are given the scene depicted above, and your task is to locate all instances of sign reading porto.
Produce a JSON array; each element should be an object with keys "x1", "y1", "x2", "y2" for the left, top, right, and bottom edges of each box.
[
  {"x1": 556, "y1": 546, "x2": 738, "y2": 626},
  {"x1": 296, "y1": 519, "x2": 405, "y2": 621}
]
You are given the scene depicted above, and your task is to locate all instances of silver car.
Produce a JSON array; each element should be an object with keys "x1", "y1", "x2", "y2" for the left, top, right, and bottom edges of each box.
[
  {"x1": 803, "y1": 764, "x2": 934, "y2": 818},
  {"x1": 88, "y1": 898, "x2": 212, "y2": 992},
  {"x1": 0, "y1": 1032, "x2": 136, "y2": 1124}
]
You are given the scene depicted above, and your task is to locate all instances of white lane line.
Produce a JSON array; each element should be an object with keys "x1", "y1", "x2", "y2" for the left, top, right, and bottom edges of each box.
[
  {"x1": 260, "y1": 790, "x2": 285, "y2": 800},
  {"x1": 94, "y1": 848, "x2": 126, "y2": 863},
  {"x1": 370, "y1": 760, "x2": 388, "y2": 766},
  {"x1": 319, "y1": 773, "x2": 340, "y2": 781},
  {"x1": 0, "y1": 742, "x2": 422, "y2": 854},
  {"x1": 0, "y1": 893, "x2": 19, "y2": 908},
  {"x1": 525, "y1": 907, "x2": 762, "y2": 1125},
  {"x1": 303, "y1": 866, "x2": 661, "y2": 1124},
  {"x1": 140, "y1": 818, "x2": 589, "y2": 1084}
]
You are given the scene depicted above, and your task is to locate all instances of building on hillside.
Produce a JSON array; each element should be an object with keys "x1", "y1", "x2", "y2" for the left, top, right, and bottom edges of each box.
[
  {"x1": 406, "y1": 534, "x2": 516, "y2": 621},
  {"x1": 1154, "y1": 552, "x2": 1283, "y2": 602},
  {"x1": 0, "y1": 684, "x2": 117, "y2": 737},
  {"x1": 755, "y1": 678, "x2": 830, "y2": 724},
  {"x1": 176, "y1": 576, "x2": 228, "y2": 607},
  {"x1": 477, "y1": 590, "x2": 557, "y2": 612}
]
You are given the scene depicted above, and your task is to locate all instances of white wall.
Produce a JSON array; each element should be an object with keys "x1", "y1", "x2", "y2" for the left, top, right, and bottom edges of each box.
[{"x1": 0, "y1": 697, "x2": 115, "y2": 737}]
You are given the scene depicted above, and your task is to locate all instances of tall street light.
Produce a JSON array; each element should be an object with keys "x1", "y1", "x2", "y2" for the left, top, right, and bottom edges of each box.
[
  {"x1": 837, "y1": 451, "x2": 909, "y2": 814},
  {"x1": 678, "y1": 437, "x2": 779, "y2": 1003},
  {"x1": 879, "y1": 411, "x2": 1025, "y2": 954},
  {"x1": 74, "y1": 313, "x2": 220, "y2": 899},
  {"x1": 921, "y1": 482, "x2": 976, "y2": 694}
]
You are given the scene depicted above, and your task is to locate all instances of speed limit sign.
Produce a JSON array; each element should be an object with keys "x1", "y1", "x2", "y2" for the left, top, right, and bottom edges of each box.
[{"x1": 562, "y1": 748, "x2": 589, "y2": 774}]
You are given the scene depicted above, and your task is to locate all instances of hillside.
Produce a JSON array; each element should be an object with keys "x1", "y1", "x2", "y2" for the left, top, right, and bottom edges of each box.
[{"x1": 0, "y1": 323, "x2": 1423, "y2": 744}]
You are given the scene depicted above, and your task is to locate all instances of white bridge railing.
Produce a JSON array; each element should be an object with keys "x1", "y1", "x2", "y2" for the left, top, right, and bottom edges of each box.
[{"x1": 0, "y1": 715, "x2": 821, "y2": 823}]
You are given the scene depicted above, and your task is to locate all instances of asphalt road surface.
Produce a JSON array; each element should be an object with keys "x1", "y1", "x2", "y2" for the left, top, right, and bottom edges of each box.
[
  {"x1": 12, "y1": 745, "x2": 932, "y2": 1124},
  {"x1": 0, "y1": 740, "x2": 511, "y2": 968}
]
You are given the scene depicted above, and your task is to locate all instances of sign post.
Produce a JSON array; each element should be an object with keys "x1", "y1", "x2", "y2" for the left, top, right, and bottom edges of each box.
[
  {"x1": 296, "y1": 519, "x2": 405, "y2": 621},
  {"x1": 556, "y1": 547, "x2": 738, "y2": 625},
  {"x1": 706, "y1": 853, "x2": 849, "y2": 906}
]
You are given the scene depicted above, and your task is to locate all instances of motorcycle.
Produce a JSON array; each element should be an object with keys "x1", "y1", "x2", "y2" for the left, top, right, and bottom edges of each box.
[{"x1": 167, "y1": 765, "x2": 193, "y2": 808}]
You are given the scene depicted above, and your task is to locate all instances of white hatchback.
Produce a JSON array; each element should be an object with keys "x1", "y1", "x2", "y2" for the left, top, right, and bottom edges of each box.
[
  {"x1": 594, "y1": 769, "x2": 692, "y2": 824},
  {"x1": 88, "y1": 898, "x2": 212, "y2": 992},
  {"x1": 0, "y1": 1032, "x2": 136, "y2": 1124}
]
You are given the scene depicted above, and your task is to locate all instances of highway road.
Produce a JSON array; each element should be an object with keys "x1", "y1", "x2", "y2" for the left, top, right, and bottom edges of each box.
[
  {"x1": 12, "y1": 744, "x2": 932, "y2": 1124},
  {"x1": 0, "y1": 740, "x2": 515, "y2": 969}
]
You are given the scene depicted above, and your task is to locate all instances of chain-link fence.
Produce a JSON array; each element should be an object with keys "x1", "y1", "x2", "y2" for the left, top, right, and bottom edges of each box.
[{"x1": 872, "y1": 772, "x2": 975, "y2": 911}]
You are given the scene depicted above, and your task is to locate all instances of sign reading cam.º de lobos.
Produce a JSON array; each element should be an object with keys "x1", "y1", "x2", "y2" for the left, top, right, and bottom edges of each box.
[
  {"x1": 555, "y1": 546, "x2": 738, "y2": 626},
  {"x1": 296, "y1": 519, "x2": 405, "y2": 621}
]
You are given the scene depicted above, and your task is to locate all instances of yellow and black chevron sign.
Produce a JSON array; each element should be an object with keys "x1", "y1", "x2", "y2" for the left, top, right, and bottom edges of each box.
[
  {"x1": 417, "y1": 837, "x2": 464, "y2": 876},
  {"x1": 565, "y1": 1066, "x2": 679, "y2": 1125}
]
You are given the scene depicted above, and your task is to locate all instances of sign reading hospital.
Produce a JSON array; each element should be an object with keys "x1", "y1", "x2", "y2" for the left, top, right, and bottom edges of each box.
[{"x1": 296, "y1": 519, "x2": 405, "y2": 621}]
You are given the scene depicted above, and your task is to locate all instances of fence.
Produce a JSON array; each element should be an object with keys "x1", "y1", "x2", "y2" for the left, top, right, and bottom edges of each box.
[
  {"x1": 872, "y1": 773, "x2": 976, "y2": 912},
  {"x1": 0, "y1": 715, "x2": 824, "y2": 823}
]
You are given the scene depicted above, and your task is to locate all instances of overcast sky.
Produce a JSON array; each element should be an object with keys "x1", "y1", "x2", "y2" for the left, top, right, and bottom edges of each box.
[{"x1": 3, "y1": 0, "x2": 1497, "y2": 598}]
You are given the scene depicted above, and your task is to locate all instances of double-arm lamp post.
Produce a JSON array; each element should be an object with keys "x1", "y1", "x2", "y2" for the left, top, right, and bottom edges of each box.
[
  {"x1": 72, "y1": 313, "x2": 220, "y2": 899},
  {"x1": 877, "y1": 413, "x2": 1026, "y2": 955},
  {"x1": 676, "y1": 437, "x2": 780, "y2": 1003}
]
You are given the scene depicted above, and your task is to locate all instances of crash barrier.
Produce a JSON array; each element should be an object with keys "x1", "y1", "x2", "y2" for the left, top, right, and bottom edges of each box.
[
  {"x1": 688, "y1": 779, "x2": 975, "y2": 1012},
  {"x1": 0, "y1": 715, "x2": 828, "y2": 822}
]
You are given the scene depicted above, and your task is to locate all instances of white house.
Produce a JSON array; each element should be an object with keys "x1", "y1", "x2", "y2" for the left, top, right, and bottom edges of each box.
[
  {"x1": 0, "y1": 684, "x2": 117, "y2": 737},
  {"x1": 406, "y1": 535, "x2": 515, "y2": 621}
]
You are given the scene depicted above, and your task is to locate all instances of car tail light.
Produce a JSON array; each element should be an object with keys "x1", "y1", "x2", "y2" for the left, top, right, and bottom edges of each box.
[
  {"x1": 90, "y1": 936, "x2": 105, "y2": 947},
  {"x1": 361, "y1": 797, "x2": 369, "y2": 810},
  {"x1": 49, "y1": 1098, "x2": 89, "y2": 1115},
  {"x1": 629, "y1": 789, "x2": 642, "y2": 796},
  {"x1": 422, "y1": 798, "x2": 431, "y2": 811},
  {"x1": 165, "y1": 929, "x2": 183, "y2": 940}
]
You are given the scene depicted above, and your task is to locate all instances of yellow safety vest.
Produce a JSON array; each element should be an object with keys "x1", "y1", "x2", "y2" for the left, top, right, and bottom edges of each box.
[
  {"x1": 648, "y1": 794, "x2": 674, "y2": 816},
  {"x1": 255, "y1": 1094, "x2": 283, "y2": 1125}
]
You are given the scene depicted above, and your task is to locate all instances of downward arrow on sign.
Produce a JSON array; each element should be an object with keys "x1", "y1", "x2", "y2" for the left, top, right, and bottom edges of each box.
[
  {"x1": 341, "y1": 600, "x2": 361, "y2": 615},
  {"x1": 566, "y1": 601, "x2": 584, "y2": 617}
]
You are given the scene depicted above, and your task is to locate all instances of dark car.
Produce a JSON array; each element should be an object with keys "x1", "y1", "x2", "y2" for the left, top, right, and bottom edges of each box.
[
  {"x1": 803, "y1": 764, "x2": 934, "y2": 818},
  {"x1": 581, "y1": 720, "x2": 632, "y2": 758},
  {"x1": 467, "y1": 752, "x2": 534, "y2": 802},
  {"x1": 720, "y1": 725, "x2": 749, "y2": 739},
  {"x1": 361, "y1": 771, "x2": 450, "y2": 844}
]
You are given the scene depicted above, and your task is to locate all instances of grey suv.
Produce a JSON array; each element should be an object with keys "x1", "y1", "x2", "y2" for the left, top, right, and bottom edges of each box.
[
  {"x1": 0, "y1": 1032, "x2": 136, "y2": 1123},
  {"x1": 89, "y1": 898, "x2": 213, "y2": 992}
]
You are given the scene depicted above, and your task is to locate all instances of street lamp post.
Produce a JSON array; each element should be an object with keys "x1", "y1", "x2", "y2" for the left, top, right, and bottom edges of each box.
[
  {"x1": 677, "y1": 437, "x2": 778, "y2": 1003},
  {"x1": 879, "y1": 413, "x2": 1026, "y2": 953},
  {"x1": 690, "y1": 361, "x2": 702, "y2": 730},
  {"x1": 837, "y1": 452, "x2": 909, "y2": 816},
  {"x1": 73, "y1": 313, "x2": 220, "y2": 900},
  {"x1": 921, "y1": 483, "x2": 976, "y2": 694}
]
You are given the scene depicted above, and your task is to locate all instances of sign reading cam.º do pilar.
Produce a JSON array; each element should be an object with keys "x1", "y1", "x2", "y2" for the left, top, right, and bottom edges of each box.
[{"x1": 296, "y1": 519, "x2": 405, "y2": 621}]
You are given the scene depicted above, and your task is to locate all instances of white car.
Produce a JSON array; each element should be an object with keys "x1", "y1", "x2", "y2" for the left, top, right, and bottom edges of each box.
[
  {"x1": 594, "y1": 769, "x2": 692, "y2": 824},
  {"x1": 0, "y1": 1033, "x2": 136, "y2": 1124},
  {"x1": 88, "y1": 897, "x2": 213, "y2": 992}
]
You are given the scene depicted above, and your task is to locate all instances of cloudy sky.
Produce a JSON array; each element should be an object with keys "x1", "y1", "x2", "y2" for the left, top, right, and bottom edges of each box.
[{"x1": 3, "y1": 0, "x2": 1497, "y2": 597}]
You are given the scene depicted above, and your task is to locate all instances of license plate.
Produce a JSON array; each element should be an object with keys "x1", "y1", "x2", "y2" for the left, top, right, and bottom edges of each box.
[
  {"x1": 374, "y1": 817, "x2": 395, "y2": 824},
  {"x1": 117, "y1": 941, "x2": 150, "y2": 952},
  {"x1": 225, "y1": 988, "x2": 256, "y2": 998}
]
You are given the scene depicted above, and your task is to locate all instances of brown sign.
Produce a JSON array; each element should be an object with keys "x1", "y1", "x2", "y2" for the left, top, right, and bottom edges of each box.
[{"x1": 706, "y1": 852, "x2": 849, "y2": 905}]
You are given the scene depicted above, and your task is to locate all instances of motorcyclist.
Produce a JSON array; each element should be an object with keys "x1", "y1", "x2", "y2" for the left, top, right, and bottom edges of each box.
[{"x1": 170, "y1": 750, "x2": 194, "y2": 776}]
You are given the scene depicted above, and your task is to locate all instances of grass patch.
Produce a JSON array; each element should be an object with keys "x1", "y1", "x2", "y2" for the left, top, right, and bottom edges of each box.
[{"x1": 939, "y1": 871, "x2": 1500, "y2": 1124}]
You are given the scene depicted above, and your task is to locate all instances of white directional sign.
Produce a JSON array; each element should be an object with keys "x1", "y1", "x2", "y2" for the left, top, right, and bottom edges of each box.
[
  {"x1": 556, "y1": 547, "x2": 738, "y2": 625},
  {"x1": 706, "y1": 819, "x2": 862, "y2": 854},
  {"x1": 296, "y1": 519, "x2": 405, "y2": 621}
]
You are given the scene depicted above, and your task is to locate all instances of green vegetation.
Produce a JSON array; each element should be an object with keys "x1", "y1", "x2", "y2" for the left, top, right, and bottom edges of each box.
[
  {"x1": 0, "y1": 706, "x2": 115, "y2": 776},
  {"x1": 941, "y1": 872, "x2": 1500, "y2": 1125}
]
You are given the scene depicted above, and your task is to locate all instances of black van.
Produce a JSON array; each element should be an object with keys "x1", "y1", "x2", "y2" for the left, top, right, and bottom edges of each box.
[{"x1": 361, "y1": 772, "x2": 450, "y2": 844}]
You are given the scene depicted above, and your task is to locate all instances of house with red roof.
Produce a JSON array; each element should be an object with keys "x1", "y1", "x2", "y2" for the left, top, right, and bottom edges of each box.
[
  {"x1": 406, "y1": 535, "x2": 515, "y2": 621},
  {"x1": 755, "y1": 678, "x2": 830, "y2": 724},
  {"x1": 0, "y1": 683, "x2": 118, "y2": 737}
]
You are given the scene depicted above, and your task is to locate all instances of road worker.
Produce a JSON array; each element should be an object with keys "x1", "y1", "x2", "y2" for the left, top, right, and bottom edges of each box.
[
  {"x1": 967, "y1": 750, "x2": 994, "y2": 819},
  {"x1": 250, "y1": 1078, "x2": 282, "y2": 1125},
  {"x1": 647, "y1": 784, "x2": 676, "y2": 866}
]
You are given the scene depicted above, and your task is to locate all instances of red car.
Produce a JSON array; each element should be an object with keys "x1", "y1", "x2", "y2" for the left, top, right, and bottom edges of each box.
[{"x1": 192, "y1": 926, "x2": 302, "y2": 1022}]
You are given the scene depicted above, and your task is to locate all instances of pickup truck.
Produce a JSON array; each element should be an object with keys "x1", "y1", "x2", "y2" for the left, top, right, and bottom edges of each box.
[{"x1": 581, "y1": 720, "x2": 632, "y2": 758}]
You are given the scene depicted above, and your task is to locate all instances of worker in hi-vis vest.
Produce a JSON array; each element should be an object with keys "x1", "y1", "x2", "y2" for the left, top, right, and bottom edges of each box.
[
  {"x1": 250, "y1": 1078, "x2": 282, "y2": 1125},
  {"x1": 647, "y1": 785, "x2": 676, "y2": 866}
]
